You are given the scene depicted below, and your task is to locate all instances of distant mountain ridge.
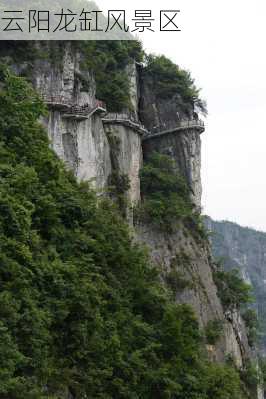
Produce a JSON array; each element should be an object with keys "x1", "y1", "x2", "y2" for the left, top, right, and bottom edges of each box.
[{"x1": 206, "y1": 216, "x2": 266, "y2": 351}]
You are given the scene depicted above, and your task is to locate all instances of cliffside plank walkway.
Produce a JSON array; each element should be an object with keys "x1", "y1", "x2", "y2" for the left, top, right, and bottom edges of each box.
[
  {"x1": 41, "y1": 94, "x2": 107, "y2": 120},
  {"x1": 41, "y1": 94, "x2": 70, "y2": 110},
  {"x1": 42, "y1": 94, "x2": 147, "y2": 133},
  {"x1": 41, "y1": 94, "x2": 205, "y2": 137},
  {"x1": 102, "y1": 113, "x2": 148, "y2": 135},
  {"x1": 142, "y1": 119, "x2": 205, "y2": 141}
]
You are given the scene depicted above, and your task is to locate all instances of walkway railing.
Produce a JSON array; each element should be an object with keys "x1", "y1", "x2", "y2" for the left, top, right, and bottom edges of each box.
[
  {"x1": 103, "y1": 112, "x2": 147, "y2": 131},
  {"x1": 179, "y1": 119, "x2": 205, "y2": 128},
  {"x1": 103, "y1": 112, "x2": 138, "y2": 123},
  {"x1": 150, "y1": 119, "x2": 204, "y2": 133},
  {"x1": 40, "y1": 93, "x2": 106, "y2": 117},
  {"x1": 63, "y1": 100, "x2": 106, "y2": 116},
  {"x1": 40, "y1": 93, "x2": 70, "y2": 107},
  {"x1": 144, "y1": 118, "x2": 205, "y2": 139},
  {"x1": 40, "y1": 93, "x2": 204, "y2": 134}
]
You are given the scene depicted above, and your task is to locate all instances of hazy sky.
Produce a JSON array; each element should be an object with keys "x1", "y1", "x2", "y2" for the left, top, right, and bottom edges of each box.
[{"x1": 96, "y1": 0, "x2": 266, "y2": 231}]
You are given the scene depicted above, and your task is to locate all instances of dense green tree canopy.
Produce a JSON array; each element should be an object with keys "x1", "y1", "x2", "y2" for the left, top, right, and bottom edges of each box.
[
  {"x1": 213, "y1": 268, "x2": 253, "y2": 311},
  {"x1": 143, "y1": 54, "x2": 207, "y2": 115},
  {"x1": 78, "y1": 40, "x2": 144, "y2": 111}
]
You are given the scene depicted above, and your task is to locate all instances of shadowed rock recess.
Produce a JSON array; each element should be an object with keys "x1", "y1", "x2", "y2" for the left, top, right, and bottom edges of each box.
[{"x1": 0, "y1": 41, "x2": 263, "y2": 398}]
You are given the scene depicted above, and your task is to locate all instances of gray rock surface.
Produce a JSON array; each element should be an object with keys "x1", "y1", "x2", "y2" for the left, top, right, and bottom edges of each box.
[
  {"x1": 139, "y1": 73, "x2": 194, "y2": 132},
  {"x1": 142, "y1": 128, "x2": 202, "y2": 208},
  {"x1": 35, "y1": 46, "x2": 142, "y2": 202},
  {"x1": 136, "y1": 223, "x2": 250, "y2": 367}
]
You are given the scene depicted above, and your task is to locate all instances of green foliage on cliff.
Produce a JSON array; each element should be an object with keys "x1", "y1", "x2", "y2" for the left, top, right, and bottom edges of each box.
[
  {"x1": 0, "y1": 40, "x2": 206, "y2": 117},
  {"x1": 213, "y1": 268, "x2": 253, "y2": 311},
  {"x1": 240, "y1": 361, "x2": 260, "y2": 395},
  {"x1": 137, "y1": 152, "x2": 207, "y2": 239},
  {"x1": 138, "y1": 152, "x2": 193, "y2": 231},
  {"x1": 259, "y1": 358, "x2": 266, "y2": 396},
  {"x1": 0, "y1": 66, "x2": 250, "y2": 399},
  {"x1": 80, "y1": 44, "x2": 206, "y2": 115},
  {"x1": 165, "y1": 270, "x2": 193, "y2": 294},
  {"x1": 0, "y1": 41, "x2": 67, "y2": 72},
  {"x1": 108, "y1": 171, "x2": 130, "y2": 217},
  {"x1": 144, "y1": 54, "x2": 207, "y2": 115},
  {"x1": 79, "y1": 40, "x2": 144, "y2": 112},
  {"x1": 0, "y1": 40, "x2": 144, "y2": 112},
  {"x1": 204, "y1": 320, "x2": 223, "y2": 345},
  {"x1": 213, "y1": 265, "x2": 259, "y2": 347},
  {"x1": 203, "y1": 363, "x2": 249, "y2": 399},
  {"x1": 242, "y1": 309, "x2": 259, "y2": 347}
]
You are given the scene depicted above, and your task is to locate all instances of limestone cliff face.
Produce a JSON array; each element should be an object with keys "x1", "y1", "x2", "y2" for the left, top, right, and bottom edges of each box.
[
  {"x1": 136, "y1": 223, "x2": 250, "y2": 366},
  {"x1": 27, "y1": 43, "x2": 143, "y2": 206},
  {"x1": 16, "y1": 43, "x2": 252, "y2": 373},
  {"x1": 31, "y1": 43, "x2": 112, "y2": 190},
  {"x1": 139, "y1": 72, "x2": 194, "y2": 131}
]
